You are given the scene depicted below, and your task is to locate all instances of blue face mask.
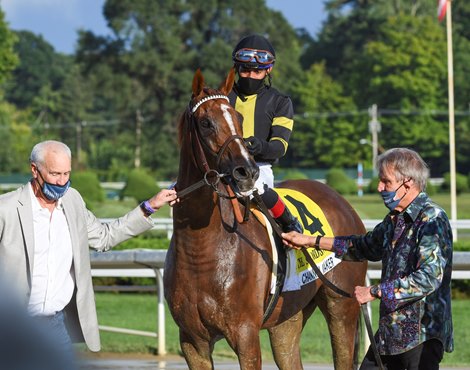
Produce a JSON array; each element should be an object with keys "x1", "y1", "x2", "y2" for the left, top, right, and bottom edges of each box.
[
  {"x1": 37, "y1": 170, "x2": 71, "y2": 201},
  {"x1": 380, "y1": 182, "x2": 406, "y2": 211}
]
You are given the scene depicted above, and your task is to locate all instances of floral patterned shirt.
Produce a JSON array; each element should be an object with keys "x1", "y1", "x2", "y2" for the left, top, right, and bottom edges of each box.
[{"x1": 333, "y1": 192, "x2": 453, "y2": 355}]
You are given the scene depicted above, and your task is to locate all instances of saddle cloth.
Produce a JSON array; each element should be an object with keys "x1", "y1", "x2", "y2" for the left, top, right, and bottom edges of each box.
[{"x1": 253, "y1": 188, "x2": 342, "y2": 293}]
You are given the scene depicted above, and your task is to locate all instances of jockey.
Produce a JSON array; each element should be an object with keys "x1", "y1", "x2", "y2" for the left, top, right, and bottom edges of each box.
[{"x1": 228, "y1": 34, "x2": 303, "y2": 233}]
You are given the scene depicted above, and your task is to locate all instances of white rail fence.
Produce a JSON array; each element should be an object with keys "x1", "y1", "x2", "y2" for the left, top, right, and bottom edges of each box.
[{"x1": 91, "y1": 246, "x2": 470, "y2": 356}]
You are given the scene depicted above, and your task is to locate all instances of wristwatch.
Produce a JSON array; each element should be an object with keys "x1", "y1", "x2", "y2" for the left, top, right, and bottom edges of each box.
[{"x1": 370, "y1": 284, "x2": 381, "y2": 299}]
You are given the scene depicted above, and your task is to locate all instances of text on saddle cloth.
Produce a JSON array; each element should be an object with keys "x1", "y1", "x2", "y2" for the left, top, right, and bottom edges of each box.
[{"x1": 255, "y1": 188, "x2": 343, "y2": 292}]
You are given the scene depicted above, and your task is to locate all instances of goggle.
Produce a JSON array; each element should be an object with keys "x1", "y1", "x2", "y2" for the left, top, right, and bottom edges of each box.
[{"x1": 233, "y1": 48, "x2": 275, "y2": 65}]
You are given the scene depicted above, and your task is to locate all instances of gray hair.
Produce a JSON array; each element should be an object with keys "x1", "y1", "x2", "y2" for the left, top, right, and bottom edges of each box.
[
  {"x1": 376, "y1": 148, "x2": 429, "y2": 191},
  {"x1": 30, "y1": 140, "x2": 72, "y2": 168}
]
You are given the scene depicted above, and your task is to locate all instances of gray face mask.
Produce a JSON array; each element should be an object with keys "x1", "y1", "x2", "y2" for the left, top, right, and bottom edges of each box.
[
  {"x1": 380, "y1": 182, "x2": 406, "y2": 211},
  {"x1": 236, "y1": 77, "x2": 265, "y2": 95}
]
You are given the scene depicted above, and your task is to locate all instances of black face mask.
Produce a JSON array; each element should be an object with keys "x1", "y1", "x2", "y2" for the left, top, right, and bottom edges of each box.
[{"x1": 236, "y1": 77, "x2": 265, "y2": 95}]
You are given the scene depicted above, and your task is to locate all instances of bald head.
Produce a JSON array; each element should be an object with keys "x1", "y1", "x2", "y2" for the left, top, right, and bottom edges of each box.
[{"x1": 30, "y1": 141, "x2": 71, "y2": 169}]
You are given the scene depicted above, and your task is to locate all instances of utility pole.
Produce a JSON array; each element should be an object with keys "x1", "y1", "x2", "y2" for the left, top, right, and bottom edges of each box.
[
  {"x1": 445, "y1": 0, "x2": 458, "y2": 241},
  {"x1": 368, "y1": 104, "x2": 381, "y2": 176},
  {"x1": 135, "y1": 110, "x2": 143, "y2": 169},
  {"x1": 76, "y1": 121, "x2": 83, "y2": 169}
]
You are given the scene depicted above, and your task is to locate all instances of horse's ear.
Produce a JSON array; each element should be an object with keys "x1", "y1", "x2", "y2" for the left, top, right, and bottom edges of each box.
[
  {"x1": 219, "y1": 67, "x2": 235, "y2": 95},
  {"x1": 192, "y1": 69, "x2": 204, "y2": 96}
]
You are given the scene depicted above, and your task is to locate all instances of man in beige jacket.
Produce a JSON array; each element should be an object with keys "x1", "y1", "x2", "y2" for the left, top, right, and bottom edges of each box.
[{"x1": 0, "y1": 140, "x2": 177, "y2": 364}]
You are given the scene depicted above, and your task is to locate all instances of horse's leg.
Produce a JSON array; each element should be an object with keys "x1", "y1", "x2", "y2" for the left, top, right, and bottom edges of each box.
[
  {"x1": 316, "y1": 287, "x2": 361, "y2": 370},
  {"x1": 267, "y1": 310, "x2": 305, "y2": 370},
  {"x1": 224, "y1": 324, "x2": 263, "y2": 370},
  {"x1": 180, "y1": 330, "x2": 214, "y2": 370}
]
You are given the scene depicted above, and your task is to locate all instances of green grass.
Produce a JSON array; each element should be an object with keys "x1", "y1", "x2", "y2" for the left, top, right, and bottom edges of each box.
[
  {"x1": 82, "y1": 293, "x2": 469, "y2": 366},
  {"x1": 93, "y1": 192, "x2": 470, "y2": 220}
]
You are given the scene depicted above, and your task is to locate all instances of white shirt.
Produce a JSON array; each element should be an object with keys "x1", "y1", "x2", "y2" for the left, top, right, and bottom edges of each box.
[
  {"x1": 27, "y1": 182, "x2": 74, "y2": 316},
  {"x1": 254, "y1": 163, "x2": 274, "y2": 194}
]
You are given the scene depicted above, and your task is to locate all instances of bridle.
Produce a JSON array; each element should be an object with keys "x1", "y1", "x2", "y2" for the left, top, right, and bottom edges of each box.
[{"x1": 177, "y1": 93, "x2": 251, "y2": 223}]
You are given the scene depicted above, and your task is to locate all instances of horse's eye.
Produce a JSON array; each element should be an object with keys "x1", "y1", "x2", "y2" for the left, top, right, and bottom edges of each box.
[{"x1": 199, "y1": 118, "x2": 212, "y2": 129}]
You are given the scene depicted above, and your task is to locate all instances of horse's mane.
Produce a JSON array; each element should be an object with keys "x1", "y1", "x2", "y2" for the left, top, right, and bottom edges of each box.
[{"x1": 177, "y1": 110, "x2": 189, "y2": 148}]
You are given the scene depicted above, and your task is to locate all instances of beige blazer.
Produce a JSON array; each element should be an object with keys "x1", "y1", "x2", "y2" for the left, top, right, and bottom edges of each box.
[{"x1": 0, "y1": 183, "x2": 153, "y2": 351}]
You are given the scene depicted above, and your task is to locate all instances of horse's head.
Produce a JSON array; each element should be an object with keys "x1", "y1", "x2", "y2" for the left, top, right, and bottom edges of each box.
[{"x1": 178, "y1": 68, "x2": 259, "y2": 195}]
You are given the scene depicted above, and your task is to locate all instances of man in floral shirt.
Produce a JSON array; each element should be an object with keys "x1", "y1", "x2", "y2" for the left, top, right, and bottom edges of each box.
[{"x1": 282, "y1": 148, "x2": 453, "y2": 370}]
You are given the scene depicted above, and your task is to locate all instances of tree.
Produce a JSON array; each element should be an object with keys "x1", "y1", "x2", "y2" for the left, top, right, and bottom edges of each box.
[
  {"x1": 302, "y1": 0, "x2": 455, "y2": 173},
  {"x1": 4, "y1": 31, "x2": 71, "y2": 110},
  {"x1": 286, "y1": 62, "x2": 367, "y2": 169},
  {"x1": 0, "y1": 101, "x2": 33, "y2": 173},
  {"x1": 0, "y1": 8, "x2": 18, "y2": 86},
  {"x1": 351, "y1": 15, "x2": 448, "y2": 173},
  {"x1": 75, "y1": 0, "x2": 304, "y2": 178}
]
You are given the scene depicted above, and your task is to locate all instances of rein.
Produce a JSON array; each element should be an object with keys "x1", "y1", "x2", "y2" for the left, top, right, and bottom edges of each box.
[{"x1": 178, "y1": 94, "x2": 249, "y2": 223}]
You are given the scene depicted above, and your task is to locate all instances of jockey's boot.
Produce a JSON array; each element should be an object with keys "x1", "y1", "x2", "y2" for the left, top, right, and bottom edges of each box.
[
  {"x1": 260, "y1": 188, "x2": 303, "y2": 234},
  {"x1": 276, "y1": 205, "x2": 304, "y2": 234}
]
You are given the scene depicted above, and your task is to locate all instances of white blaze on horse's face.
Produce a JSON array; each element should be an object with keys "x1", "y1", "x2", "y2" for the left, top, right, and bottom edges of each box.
[{"x1": 221, "y1": 103, "x2": 252, "y2": 162}]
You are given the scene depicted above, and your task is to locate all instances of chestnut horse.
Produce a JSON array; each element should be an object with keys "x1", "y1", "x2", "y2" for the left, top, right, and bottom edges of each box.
[{"x1": 164, "y1": 69, "x2": 367, "y2": 370}]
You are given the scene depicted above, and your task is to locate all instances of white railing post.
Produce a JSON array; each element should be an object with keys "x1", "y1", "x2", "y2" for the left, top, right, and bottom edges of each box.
[{"x1": 156, "y1": 268, "x2": 166, "y2": 355}]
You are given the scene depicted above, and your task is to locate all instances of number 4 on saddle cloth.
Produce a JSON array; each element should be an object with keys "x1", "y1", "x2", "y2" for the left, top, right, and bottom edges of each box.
[{"x1": 252, "y1": 188, "x2": 342, "y2": 293}]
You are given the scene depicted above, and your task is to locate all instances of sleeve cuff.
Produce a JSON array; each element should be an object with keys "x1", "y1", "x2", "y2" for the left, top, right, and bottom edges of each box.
[{"x1": 332, "y1": 236, "x2": 350, "y2": 258}]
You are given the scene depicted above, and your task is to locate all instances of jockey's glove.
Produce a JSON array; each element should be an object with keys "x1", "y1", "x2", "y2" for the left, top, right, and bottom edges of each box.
[{"x1": 244, "y1": 136, "x2": 266, "y2": 156}]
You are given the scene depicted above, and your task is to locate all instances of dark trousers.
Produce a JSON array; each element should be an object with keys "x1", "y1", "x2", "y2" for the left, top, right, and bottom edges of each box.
[{"x1": 360, "y1": 339, "x2": 444, "y2": 370}]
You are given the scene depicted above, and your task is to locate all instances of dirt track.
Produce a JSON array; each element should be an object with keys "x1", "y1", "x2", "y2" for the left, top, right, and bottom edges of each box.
[{"x1": 78, "y1": 353, "x2": 465, "y2": 370}]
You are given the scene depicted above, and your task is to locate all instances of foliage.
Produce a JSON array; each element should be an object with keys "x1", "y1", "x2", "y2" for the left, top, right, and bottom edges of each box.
[
  {"x1": 441, "y1": 172, "x2": 469, "y2": 194},
  {"x1": 120, "y1": 168, "x2": 160, "y2": 203},
  {"x1": 277, "y1": 168, "x2": 309, "y2": 180},
  {"x1": 72, "y1": 0, "x2": 303, "y2": 179},
  {"x1": 5, "y1": 31, "x2": 72, "y2": 110},
  {"x1": 113, "y1": 234, "x2": 170, "y2": 251},
  {"x1": 349, "y1": 15, "x2": 448, "y2": 172},
  {"x1": 325, "y1": 168, "x2": 357, "y2": 195},
  {"x1": 1, "y1": 0, "x2": 470, "y2": 178},
  {"x1": 454, "y1": 240, "x2": 470, "y2": 252},
  {"x1": 302, "y1": 0, "x2": 460, "y2": 172},
  {"x1": 425, "y1": 180, "x2": 437, "y2": 196},
  {"x1": 367, "y1": 177, "x2": 379, "y2": 194},
  {"x1": 72, "y1": 171, "x2": 105, "y2": 205},
  {"x1": 0, "y1": 101, "x2": 33, "y2": 173},
  {"x1": 0, "y1": 9, "x2": 18, "y2": 86},
  {"x1": 287, "y1": 62, "x2": 367, "y2": 169}
]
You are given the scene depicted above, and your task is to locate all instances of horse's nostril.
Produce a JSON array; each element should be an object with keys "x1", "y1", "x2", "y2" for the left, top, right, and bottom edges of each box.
[
  {"x1": 232, "y1": 166, "x2": 259, "y2": 184},
  {"x1": 232, "y1": 166, "x2": 249, "y2": 181}
]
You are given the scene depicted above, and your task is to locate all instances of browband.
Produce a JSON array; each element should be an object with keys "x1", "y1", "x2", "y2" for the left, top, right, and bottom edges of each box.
[{"x1": 191, "y1": 94, "x2": 229, "y2": 114}]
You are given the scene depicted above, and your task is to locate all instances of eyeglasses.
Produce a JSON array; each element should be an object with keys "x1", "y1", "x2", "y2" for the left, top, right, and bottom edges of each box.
[{"x1": 233, "y1": 48, "x2": 275, "y2": 65}]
